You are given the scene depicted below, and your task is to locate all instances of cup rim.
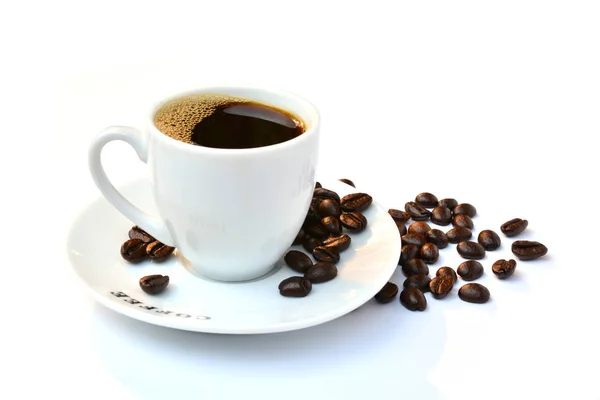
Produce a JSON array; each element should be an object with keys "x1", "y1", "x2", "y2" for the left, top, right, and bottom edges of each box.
[{"x1": 148, "y1": 86, "x2": 320, "y2": 155}]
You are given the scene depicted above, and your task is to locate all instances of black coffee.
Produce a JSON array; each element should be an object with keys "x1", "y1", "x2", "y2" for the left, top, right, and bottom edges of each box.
[{"x1": 154, "y1": 94, "x2": 305, "y2": 149}]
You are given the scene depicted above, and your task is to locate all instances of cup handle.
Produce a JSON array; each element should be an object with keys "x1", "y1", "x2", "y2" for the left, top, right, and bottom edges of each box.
[{"x1": 88, "y1": 126, "x2": 174, "y2": 245}]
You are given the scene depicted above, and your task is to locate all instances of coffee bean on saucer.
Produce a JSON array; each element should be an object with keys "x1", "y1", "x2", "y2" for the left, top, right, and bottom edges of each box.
[
  {"x1": 315, "y1": 182, "x2": 322, "y2": 189},
  {"x1": 452, "y1": 214, "x2": 474, "y2": 229},
  {"x1": 121, "y1": 238, "x2": 148, "y2": 263},
  {"x1": 304, "y1": 262, "x2": 338, "y2": 283},
  {"x1": 426, "y1": 229, "x2": 449, "y2": 249},
  {"x1": 340, "y1": 211, "x2": 367, "y2": 232},
  {"x1": 313, "y1": 188, "x2": 341, "y2": 203},
  {"x1": 388, "y1": 209, "x2": 411, "y2": 223},
  {"x1": 313, "y1": 246, "x2": 340, "y2": 263},
  {"x1": 415, "y1": 192, "x2": 438, "y2": 208},
  {"x1": 339, "y1": 178, "x2": 356, "y2": 188},
  {"x1": 293, "y1": 228, "x2": 306, "y2": 245},
  {"x1": 400, "y1": 288, "x2": 427, "y2": 311},
  {"x1": 429, "y1": 276, "x2": 454, "y2": 299},
  {"x1": 341, "y1": 193, "x2": 372, "y2": 212},
  {"x1": 436, "y1": 266, "x2": 457, "y2": 284},
  {"x1": 304, "y1": 222, "x2": 330, "y2": 239},
  {"x1": 399, "y1": 244, "x2": 420, "y2": 266},
  {"x1": 146, "y1": 241, "x2": 175, "y2": 262},
  {"x1": 374, "y1": 282, "x2": 399, "y2": 303},
  {"x1": 322, "y1": 234, "x2": 351, "y2": 252},
  {"x1": 317, "y1": 199, "x2": 342, "y2": 217},
  {"x1": 139, "y1": 274, "x2": 169, "y2": 294},
  {"x1": 501, "y1": 218, "x2": 529, "y2": 237},
  {"x1": 405, "y1": 201, "x2": 431, "y2": 221},
  {"x1": 129, "y1": 226, "x2": 155, "y2": 243},
  {"x1": 321, "y1": 216, "x2": 342, "y2": 235},
  {"x1": 408, "y1": 221, "x2": 431, "y2": 235},
  {"x1": 396, "y1": 221, "x2": 407, "y2": 236},
  {"x1": 478, "y1": 229, "x2": 501, "y2": 250},
  {"x1": 453, "y1": 203, "x2": 477, "y2": 217},
  {"x1": 402, "y1": 258, "x2": 429, "y2": 277},
  {"x1": 419, "y1": 243, "x2": 439, "y2": 264},
  {"x1": 403, "y1": 274, "x2": 431, "y2": 292},
  {"x1": 457, "y1": 260, "x2": 484, "y2": 281},
  {"x1": 492, "y1": 259, "x2": 517, "y2": 279},
  {"x1": 438, "y1": 198, "x2": 458, "y2": 210},
  {"x1": 279, "y1": 276, "x2": 313, "y2": 297},
  {"x1": 284, "y1": 250, "x2": 313, "y2": 273},
  {"x1": 446, "y1": 226, "x2": 472, "y2": 243},
  {"x1": 302, "y1": 237, "x2": 322, "y2": 253},
  {"x1": 401, "y1": 233, "x2": 427, "y2": 247},
  {"x1": 458, "y1": 283, "x2": 490, "y2": 304},
  {"x1": 457, "y1": 241, "x2": 486, "y2": 260},
  {"x1": 430, "y1": 206, "x2": 452, "y2": 226},
  {"x1": 511, "y1": 240, "x2": 548, "y2": 260}
]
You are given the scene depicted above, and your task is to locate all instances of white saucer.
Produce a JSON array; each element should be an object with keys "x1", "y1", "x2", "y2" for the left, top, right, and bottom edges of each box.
[{"x1": 67, "y1": 179, "x2": 401, "y2": 334}]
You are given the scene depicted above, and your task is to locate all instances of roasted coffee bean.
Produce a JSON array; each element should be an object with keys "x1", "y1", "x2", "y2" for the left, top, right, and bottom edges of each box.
[
  {"x1": 139, "y1": 274, "x2": 169, "y2": 294},
  {"x1": 340, "y1": 212, "x2": 367, "y2": 232},
  {"x1": 315, "y1": 181, "x2": 322, "y2": 189},
  {"x1": 374, "y1": 282, "x2": 399, "y2": 303},
  {"x1": 129, "y1": 226, "x2": 155, "y2": 243},
  {"x1": 452, "y1": 214, "x2": 474, "y2": 229},
  {"x1": 405, "y1": 201, "x2": 432, "y2": 221},
  {"x1": 313, "y1": 246, "x2": 340, "y2": 263},
  {"x1": 429, "y1": 276, "x2": 453, "y2": 299},
  {"x1": 401, "y1": 233, "x2": 427, "y2": 247},
  {"x1": 446, "y1": 226, "x2": 473, "y2": 243},
  {"x1": 478, "y1": 230, "x2": 501, "y2": 250},
  {"x1": 501, "y1": 218, "x2": 529, "y2": 237},
  {"x1": 511, "y1": 240, "x2": 548, "y2": 260},
  {"x1": 304, "y1": 222, "x2": 330, "y2": 239},
  {"x1": 419, "y1": 243, "x2": 439, "y2": 264},
  {"x1": 453, "y1": 203, "x2": 477, "y2": 217},
  {"x1": 396, "y1": 221, "x2": 407, "y2": 236},
  {"x1": 339, "y1": 178, "x2": 355, "y2": 187},
  {"x1": 146, "y1": 241, "x2": 175, "y2": 262},
  {"x1": 426, "y1": 229, "x2": 449, "y2": 249},
  {"x1": 293, "y1": 228, "x2": 306, "y2": 245},
  {"x1": 400, "y1": 288, "x2": 427, "y2": 311},
  {"x1": 341, "y1": 193, "x2": 372, "y2": 212},
  {"x1": 279, "y1": 276, "x2": 313, "y2": 297},
  {"x1": 457, "y1": 260, "x2": 484, "y2": 281},
  {"x1": 438, "y1": 198, "x2": 458, "y2": 210},
  {"x1": 403, "y1": 274, "x2": 431, "y2": 292},
  {"x1": 430, "y1": 206, "x2": 452, "y2": 226},
  {"x1": 313, "y1": 187, "x2": 340, "y2": 203},
  {"x1": 322, "y1": 234, "x2": 351, "y2": 252},
  {"x1": 458, "y1": 283, "x2": 490, "y2": 304},
  {"x1": 436, "y1": 266, "x2": 457, "y2": 284},
  {"x1": 457, "y1": 241, "x2": 486, "y2": 260},
  {"x1": 388, "y1": 209, "x2": 411, "y2": 223},
  {"x1": 317, "y1": 198, "x2": 342, "y2": 217},
  {"x1": 408, "y1": 221, "x2": 431, "y2": 235},
  {"x1": 492, "y1": 259, "x2": 517, "y2": 279},
  {"x1": 402, "y1": 258, "x2": 429, "y2": 277},
  {"x1": 304, "y1": 262, "x2": 338, "y2": 283},
  {"x1": 303, "y1": 207, "x2": 320, "y2": 226},
  {"x1": 284, "y1": 250, "x2": 313, "y2": 273},
  {"x1": 415, "y1": 192, "x2": 438, "y2": 208},
  {"x1": 399, "y1": 244, "x2": 420, "y2": 266},
  {"x1": 302, "y1": 237, "x2": 322, "y2": 253},
  {"x1": 120, "y1": 238, "x2": 148, "y2": 263},
  {"x1": 321, "y1": 216, "x2": 342, "y2": 235}
]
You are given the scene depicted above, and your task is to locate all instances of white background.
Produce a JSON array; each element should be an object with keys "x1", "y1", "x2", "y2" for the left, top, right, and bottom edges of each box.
[{"x1": 1, "y1": 0, "x2": 599, "y2": 399}]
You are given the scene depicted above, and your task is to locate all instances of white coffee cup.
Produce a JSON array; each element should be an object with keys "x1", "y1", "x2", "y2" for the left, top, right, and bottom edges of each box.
[{"x1": 89, "y1": 86, "x2": 320, "y2": 282}]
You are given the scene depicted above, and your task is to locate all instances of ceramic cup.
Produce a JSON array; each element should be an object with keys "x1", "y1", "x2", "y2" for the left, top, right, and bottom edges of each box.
[{"x1": 89, "y1": 86, "x2": 320, "y2": 282}]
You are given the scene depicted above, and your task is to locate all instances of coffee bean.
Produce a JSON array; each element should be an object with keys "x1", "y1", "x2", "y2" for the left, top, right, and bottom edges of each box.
[
  {"x1": 341, "y1": 193, "x2": 372, "y2": 212},
  {"x1": 458, "y1": 283, "x2": 490, "y2": 304},
  {"x1": 279, "y1": 276, "x2": 313, "y2": 297},
  {"x1": 139, "y1": 274, "x2": 169, "y2": 294},
  {"x1": 403, "y1": 274, "x2": 431, "y2": 292},
  {"x1": 120, "y1": 238, "x2": 148, "y2": 263},
  {"x1": 492, "y1": 259, "x2": 517, "y2": 279},
  {"x1": 293, "y1": 228, "x2": 306, "y2": 245},
  {"x1": 338, "y1": 178, "x2": 356, "y2": 187},
  {"x1": 284, "y1": 250, "x2": 313, "y2": 273},
  {"x1": 303, "y1": 207, "x2": 320, "y2": 226},
  {"x1": 129, "y1": 226, "x2": 155, "y2": 243},
  {"x1": 304, "y1": 222, "x2": 330, "y2": 239},
  {"x1": 478, "y1": 229, "x2": 501, "y2": 250},
  {"x1": 400, "y1": 288, "x2": 427, "y2": 311},
  {"x1": 322, "y1": 234, "x2": 351, "y2": 252},
  {"x1": 396, "y1": 221, "x2": 407, "y2": 236},
  {"x1": 429, "y1": 276, "x2": 453, "y2": 299},
  {"x1": 401, "y1": 233, "x2": 427, "y2": 247},
  {"x1": 146, "y1": 241, "x2": 175, "y2": 262},
  {"x1": 317, "y1": 199, "x2": 342, "y2": 218},
  {"x1": 457, "y1": 260, "x2": 484, "y2": 281},
  {"x1": 388, "y1": 209, "x2": 411, "y2": 223},
  {"x1": 405, "y1": 201, "x2": 432, "y2": 221},
  {"x1": 321, "y1": 216, "x2": 342, "y2": 235},
  {"x1": 446, "y1": 226, "x2": 473, "y2": 243},
  {"x1": 374, "y1": 282, "x2": 399, "y2": 303},
  {"x1": 501, "y1": 218, "x2": 529, "y2": 237},
  {"x1": 438, "y1": 198, "x2": 458, "y2": 210},
  {"x1": 302, "y1": 237, "x2": 322, "y2": 253},
  {"x1": 426, "y1": 229, "x2": 449, "y2": 249},
  {"x1": 415, "y1": 192, "x2": 438, "y2": 208},
  {"x1": 511, "y1": 240, "x2": 548, "y2": 260},
  {"x1": 399, "y1": 244, "x2": 420, "y2": 266},
  {"x1": 313, "y1": 246, "x2": 340, "y2": 263},
  {"x1": 419, "y1": 243, "x2": 439, "y2": 264},
  {"x1": 304, "y1": 262, "x2": 338, "y2": 283},
  {"x1": 453, "y1": 203, "x2": 477, "y2": 217},
  {"x1": 436, "y1": 266, "x2": 457, "y2": 284},
  {"x1": 452, "y1": 214, "x2": 474, "y2": 229},
  {"x1": 313, "y1": 187, "x2": 340, "y2": 203},
  {"x1": 340, "y1": 211, "x2": 367, "y2": 232},
  {"x1": 408, "y1": 221, "x2": 431, "y2": 235},
  {"x1": 402, "y1": 258, "x2": 429, "y2": 277},
  {"x1": 430, "y1": 206, "x2": 452, "y2": 226},
  {"x1": 315, "y1": 181, "x2": 322, "y2": 189},
  {"x1": 457, "y1": 241, "x2": 486, "y2": 260}
]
